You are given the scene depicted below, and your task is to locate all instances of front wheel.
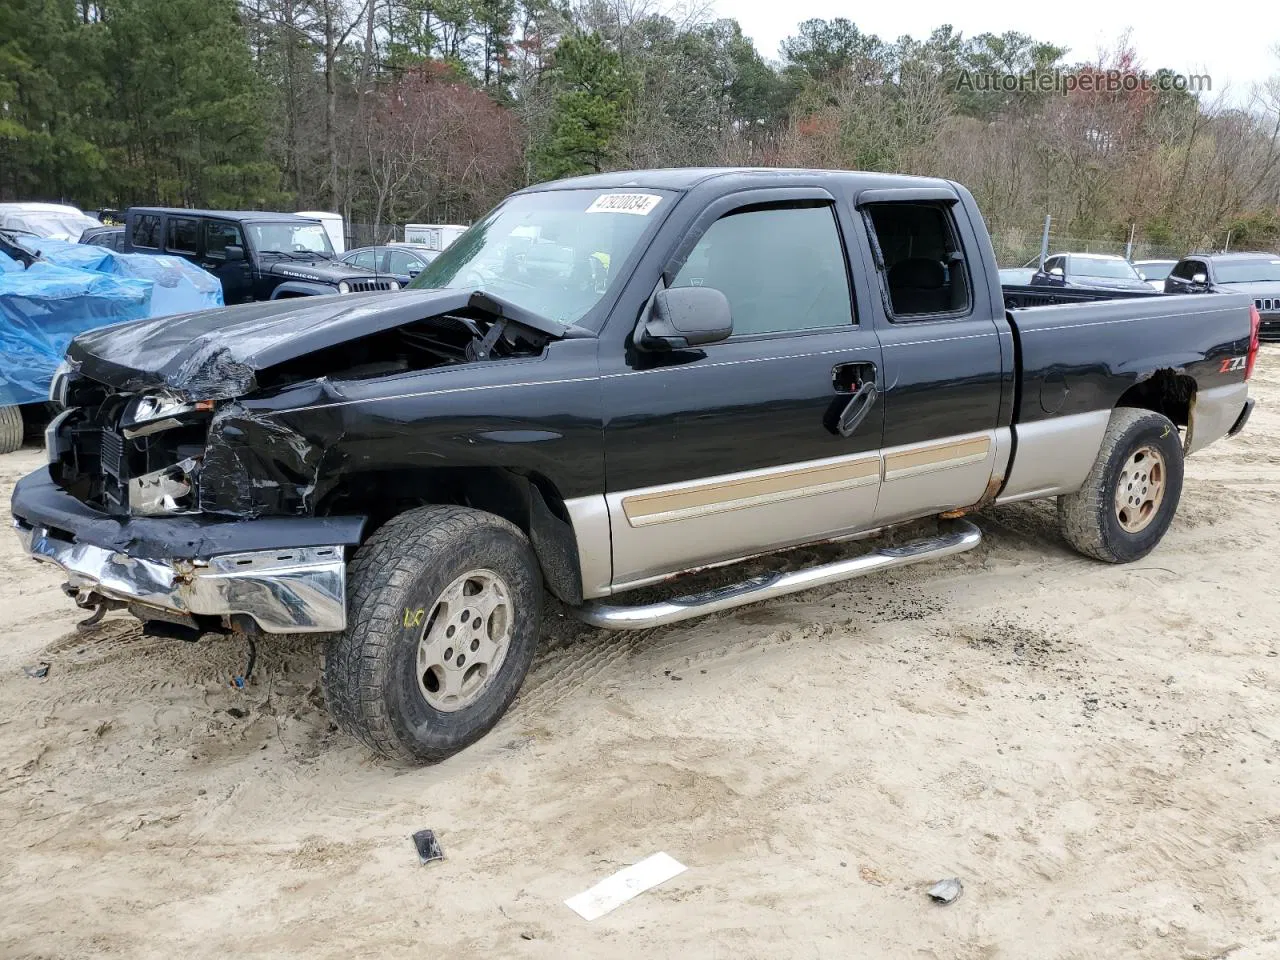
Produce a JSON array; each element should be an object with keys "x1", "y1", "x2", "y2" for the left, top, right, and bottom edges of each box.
[
  {"x1": 324, "y1": 505, "x2": 543, "y2": 763},
  {"x1": 1057, "y1": 407, "x2": 1185, "y2": 562}
]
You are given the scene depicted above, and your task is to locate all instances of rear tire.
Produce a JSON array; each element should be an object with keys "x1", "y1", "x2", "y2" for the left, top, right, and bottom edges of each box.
[
  {"x1": 1057, "y1": 407, "x2": 1184, "y2": 562},
  {"x1": 0, "y1": 405, "x2": 23, "y2": 454},
  {"x1": 323, "y1": 505, "x2": 543, "y2": 764}
]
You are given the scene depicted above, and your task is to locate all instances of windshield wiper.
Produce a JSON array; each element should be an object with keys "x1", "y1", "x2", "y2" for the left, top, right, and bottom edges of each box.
[{"x1": 261, "y1": 250, "x2": 329, "y2": 262}]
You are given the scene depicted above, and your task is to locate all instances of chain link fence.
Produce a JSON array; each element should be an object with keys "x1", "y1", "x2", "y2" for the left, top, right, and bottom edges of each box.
[{"x1": 988, "y1": 223, "x2": 1189, "y2": 269}]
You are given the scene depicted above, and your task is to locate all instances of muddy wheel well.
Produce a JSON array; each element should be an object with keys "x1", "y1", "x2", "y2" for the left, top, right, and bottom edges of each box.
[
  {"x1": 318, "y1": 467, "x2": 583, "y2": 605},
  {"x1": 1116, "y1": 370, "x2": 1196, "y2": 428}
]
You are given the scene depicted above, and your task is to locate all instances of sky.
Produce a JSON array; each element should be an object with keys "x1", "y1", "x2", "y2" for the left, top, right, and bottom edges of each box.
[{"x1": 717, "y1": 0, "x2": 1280, "y2": 104}]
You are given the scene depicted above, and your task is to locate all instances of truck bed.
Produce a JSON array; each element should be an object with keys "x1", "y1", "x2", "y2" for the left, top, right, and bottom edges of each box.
[{"x1": 1002, "y1": 283, "x2": 1162, "y2": 310}]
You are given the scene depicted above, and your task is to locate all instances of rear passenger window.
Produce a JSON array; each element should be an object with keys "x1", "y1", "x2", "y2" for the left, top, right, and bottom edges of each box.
[
  {"x1": 671, "y1": 204, "x2": 853, "y2": 336},
  {"x1": 131, "y1": 215, "x2": 161, "y2": 249},
  {"x1": 863, "y1": 202, "x2": 972, "y2": 319},
  {"x1": 166, "y1": 217, "x2": 199, "y2": 254}
]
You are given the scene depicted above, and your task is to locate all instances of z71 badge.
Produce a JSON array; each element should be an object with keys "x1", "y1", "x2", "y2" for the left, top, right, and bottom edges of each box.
[{"x1": 1219, "y1": 356, "x2": 1247, "y2": 373}]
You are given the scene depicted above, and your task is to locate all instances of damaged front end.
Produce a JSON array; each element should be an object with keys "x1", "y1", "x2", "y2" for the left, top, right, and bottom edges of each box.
[
  {"x1": 50, "y1": 290, "x2": 565, "y2": 520},
  {"x1": 25, "y1": 290, "x2": 570, "y2": 636},
  {"x1": 48, "y1": 385, "x2": 216, "y2": 517}
]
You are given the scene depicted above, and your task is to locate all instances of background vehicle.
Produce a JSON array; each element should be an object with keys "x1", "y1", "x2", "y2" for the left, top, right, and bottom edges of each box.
[
  {"x1": 80, "y1": 226, "x2": 126, "y2": 251},
  {"x1": 122, "y1": 208, "x2": 396, "y2": 303},
  {"x1": 404, "y1": 223, "x2": 466, "y2": 250},
  {"x1": 998, "y1": 265, "x2": 1037, "y2": 284},
  {"x1": 1164, "y1": 252, "x2": 1280, "y2": 339},
  {"x1": 0, "y1": 203, "x2": 100, "y2": 241},
  {"x1": 340, "y1": 243, "x2": 439, "y2": 283},
  {"x1": 1134, "y1": 258, "x2": 1176, "y2": 291},
  {"x1": 296, "y1": 211, "x2": 346, "y2": 254},
  {"x1": 1031, "y1": 252, "x2": 1155, "y2": 292},
  {"x1": 15, "y1": 168, "x2": 1256, "y2": 765}
]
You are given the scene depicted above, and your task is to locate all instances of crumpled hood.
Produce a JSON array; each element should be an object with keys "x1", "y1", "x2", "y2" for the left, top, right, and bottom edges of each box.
[
  {"x1": 264, "y1": 259, "x2": 379, "y2": 284},
  {"x1": 65, "y1": 288, "x2": 579, "y2": 401}
]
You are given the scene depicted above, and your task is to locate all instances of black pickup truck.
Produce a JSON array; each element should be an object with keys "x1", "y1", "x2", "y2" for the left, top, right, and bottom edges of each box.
[{"x1": 13, "y1": 168, "x2": 1258, "y2": 763}]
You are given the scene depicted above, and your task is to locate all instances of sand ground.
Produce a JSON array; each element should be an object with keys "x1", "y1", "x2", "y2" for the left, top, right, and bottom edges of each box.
[{"x1": 2, "y1": 353, "x2": 1279, "y2": 959}]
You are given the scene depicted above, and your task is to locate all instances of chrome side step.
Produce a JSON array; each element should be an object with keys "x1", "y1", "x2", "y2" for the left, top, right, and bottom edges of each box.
[{"x1": 573, "y1": 519, "x2": 982, "y2": 630}]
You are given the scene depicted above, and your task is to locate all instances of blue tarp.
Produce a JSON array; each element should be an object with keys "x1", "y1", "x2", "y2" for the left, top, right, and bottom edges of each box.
[
  {"x1": 0, "y1": 264, "x2": 152, "y2": 405},
  {"x1": 30, "y1": 238, "x2": 224, "y2": 319},
  {"x1": 0, "y1": 240, "x2": 224, "y2": 406}
]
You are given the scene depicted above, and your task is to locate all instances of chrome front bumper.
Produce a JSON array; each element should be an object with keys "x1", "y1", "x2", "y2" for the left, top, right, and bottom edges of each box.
[{"x1": 14, "y1": 520, "x2": 347, "y2": 633}]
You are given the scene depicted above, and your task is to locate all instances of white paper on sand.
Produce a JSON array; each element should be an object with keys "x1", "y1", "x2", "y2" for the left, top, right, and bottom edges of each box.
[{"x1": 564, "y1": 852, "x2": 687, "y2": 921}]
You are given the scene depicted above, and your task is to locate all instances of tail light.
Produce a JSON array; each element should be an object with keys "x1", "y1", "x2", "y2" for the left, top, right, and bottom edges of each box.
[{"x1": 1247, "y1": 304, "x2": 1261, "y2": 380}]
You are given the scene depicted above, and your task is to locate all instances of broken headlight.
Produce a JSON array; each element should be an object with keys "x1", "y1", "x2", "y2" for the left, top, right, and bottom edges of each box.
[
  {"x1": 128, "y1": 456, "x2": 201, "y2": 515},
  {"x1": 121, "y1": 394, "x2": 213, "y2": 439}
]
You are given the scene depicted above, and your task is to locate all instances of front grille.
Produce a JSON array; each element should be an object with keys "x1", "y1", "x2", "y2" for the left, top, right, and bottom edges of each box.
[
  {"x1": 99, "y1": 429, "x2": 124, "y2": 480},
  {"x1": 349, "y1": 279, "x2": 393, "y2": 293},
  {"x1": 1256, "y1": 297, "x2": 1278, "y2": 313}
]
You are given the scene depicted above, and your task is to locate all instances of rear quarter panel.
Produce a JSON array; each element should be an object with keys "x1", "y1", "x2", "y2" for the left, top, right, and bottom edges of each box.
[
  {"x1": 1009, "y1": 292, "x2": 1252, "y2": 424},
  {"x1": 996, "y1": 292, "x2": 1252, "y2": 504}
]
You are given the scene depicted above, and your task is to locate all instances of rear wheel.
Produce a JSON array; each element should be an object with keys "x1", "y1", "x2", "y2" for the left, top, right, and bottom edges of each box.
[
  {"x1": 1058, "y1": 407, "x2": 1184, "y2": 562},
  {"x1": 0, "y1": 405, "x2": 23, "y2": 454},
  {"x1": 323, "y1": 505, "x2": 542, "y2": 764}
]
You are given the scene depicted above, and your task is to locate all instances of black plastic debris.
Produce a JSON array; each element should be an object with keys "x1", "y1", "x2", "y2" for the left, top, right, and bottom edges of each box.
[
  {"x1": 22, "y1": 663, "x2": 50, "y2": 679},
  {"x1": 412, "y1": 829, "x2": 444, "y2": 865},
  {"x1": 927, "y1": 878, "x2": 963, "y2": 904}
]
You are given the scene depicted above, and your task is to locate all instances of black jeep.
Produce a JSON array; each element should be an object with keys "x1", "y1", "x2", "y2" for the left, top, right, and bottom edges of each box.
[{"x1": 122, "y1": 208, "x2": 398, "y2": 303}]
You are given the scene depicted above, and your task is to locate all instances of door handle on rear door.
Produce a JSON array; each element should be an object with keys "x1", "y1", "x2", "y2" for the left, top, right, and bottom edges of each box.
[{"x1": 836, "y1": 380, "x2": 878, "y2": 437}]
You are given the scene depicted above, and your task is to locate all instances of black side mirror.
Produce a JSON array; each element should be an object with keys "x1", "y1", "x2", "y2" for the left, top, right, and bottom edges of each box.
[
  {"x1": 224, "y1": 245, "x2": 246, "y2": 263},
  {"x1": 635, "y1": 286, "x2": 733, "y2": 351}
]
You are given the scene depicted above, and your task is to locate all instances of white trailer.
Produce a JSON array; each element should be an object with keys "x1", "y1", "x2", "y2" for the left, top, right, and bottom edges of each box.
[
  {"x1": 296, "y1": 211, "x2": 346, "y2": 254},
  {"x1": 403, "y1": 223, "x2": 467, "y2": 251}
]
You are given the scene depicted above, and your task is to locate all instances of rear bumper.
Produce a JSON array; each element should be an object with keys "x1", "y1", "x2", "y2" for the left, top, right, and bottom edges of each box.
[
  {"x1": 1229, "y1": 397, "x2": 1255, "y2": 437},
  {"x1": 10, "y1": 468, "x2": 365, "y2": 633}
]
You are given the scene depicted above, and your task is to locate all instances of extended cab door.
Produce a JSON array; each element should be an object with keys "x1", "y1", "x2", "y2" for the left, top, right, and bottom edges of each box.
[
  {"x1": 856, "y1": 191, "x2": 1009, "y2": 525},
  {"x1": 600, "y1": 189, "x2": 885, "y2": 591}
]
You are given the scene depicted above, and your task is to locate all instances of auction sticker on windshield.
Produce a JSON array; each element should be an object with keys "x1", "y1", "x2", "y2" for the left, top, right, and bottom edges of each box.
[{"x1": 586, "y1": 193, "x2": 662, "y2": 215}]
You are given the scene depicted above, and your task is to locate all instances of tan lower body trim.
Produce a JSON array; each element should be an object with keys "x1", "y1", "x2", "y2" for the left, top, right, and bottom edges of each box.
[
  {"x1": 622, "y1": 453, "x2": 880, "y2": 527},
  {"x1": 882, "y1": 435, "x2": 991, "y2": 481}
]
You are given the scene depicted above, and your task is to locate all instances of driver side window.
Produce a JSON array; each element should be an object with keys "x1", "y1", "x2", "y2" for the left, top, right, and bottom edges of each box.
[
  {"x1": 670, "y1": 204, "x2": 853, "y2": 336},
  {"x1": 204, "y1": 221, "x2": 244, "y2": 259}
]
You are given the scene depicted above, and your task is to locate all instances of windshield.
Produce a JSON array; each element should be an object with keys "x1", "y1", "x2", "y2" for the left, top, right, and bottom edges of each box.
[
  {"x1": 1214, "y1": 259, "x2": 1280, "y2": 283},
  {"x1": 1136, "y1": 261, "x2": 1173, "y2": 281},
  {"x1": 248, "y1": 221, "x2": 334, "y2": 256},
  {"x1": 11, "y1": 212, "x2": 100, "y2": 240},
  {"x1": 407, "y1": 188, "x2": 672, "y2": 325},
  {"x1": 1070, "y1": 256, "x2": 1141, "y2": 280}
]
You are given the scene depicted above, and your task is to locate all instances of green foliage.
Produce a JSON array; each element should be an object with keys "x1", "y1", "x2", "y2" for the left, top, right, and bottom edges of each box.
[
  {"x1": 535, "y1": 31, "x2": 630, "y2": 179},
  {"x1": 0, "y1": 0, "x2": 276, "y2": 207}
]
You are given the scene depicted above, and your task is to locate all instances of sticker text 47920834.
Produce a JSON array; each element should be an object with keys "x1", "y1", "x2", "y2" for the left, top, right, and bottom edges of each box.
[{"x1": 585, "y1": 193, "x2": 662, "y2": 216}]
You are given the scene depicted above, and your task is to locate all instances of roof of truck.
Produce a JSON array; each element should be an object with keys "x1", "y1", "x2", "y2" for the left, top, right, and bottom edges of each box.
[
  {"x1": 521, "y1": 167, "x2": 957, "y2": 193},
  {"x1": 127, "y1": 207, "x2": 321, "y2": 222}
]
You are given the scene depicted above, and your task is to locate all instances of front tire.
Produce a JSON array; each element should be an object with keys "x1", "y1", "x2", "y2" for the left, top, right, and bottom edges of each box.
[
  {"x1": 324, "y1": 505, "x2": 543, "y2": 763},
  {"x1": 1057, "y1": 407, "x2": 1184, "y2": 562}
]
